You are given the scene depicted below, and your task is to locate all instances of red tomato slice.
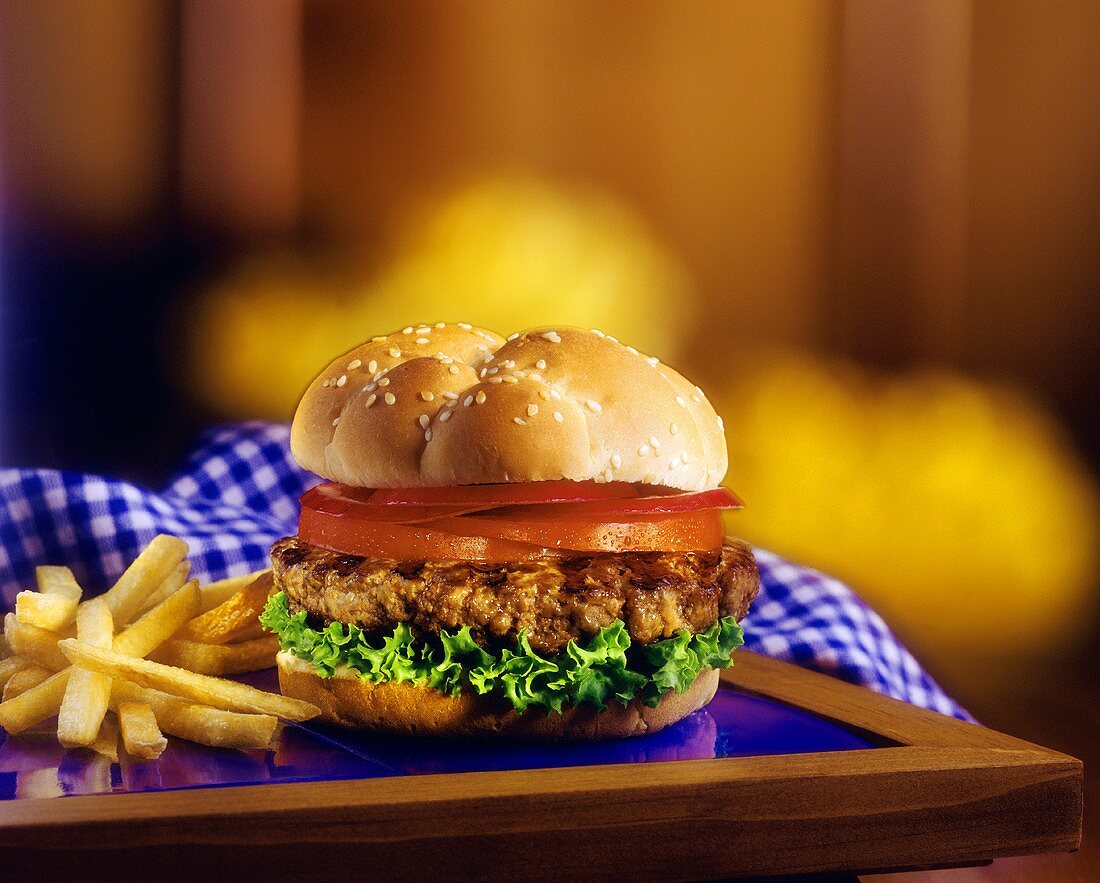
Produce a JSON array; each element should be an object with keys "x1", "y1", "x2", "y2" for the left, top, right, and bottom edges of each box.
[
  {"x1": 427, "y1": 509, "x2": 725, "y2": 553},
  {"x1": 367, "y1": 480, "x2": 653, "y2": 507},
  {"x1": 299, "y1": 505, "x2": 555, "y2": 561},
  {"x1": 301, "y1": 485, "x2": 489, "y2": 523},
  {"x1": 494, "y1": 487, "x2": 743, "y2": 519}
]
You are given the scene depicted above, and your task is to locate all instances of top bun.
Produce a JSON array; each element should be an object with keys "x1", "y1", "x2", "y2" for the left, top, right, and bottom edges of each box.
[{"x1": 291, "y1": 323, "x2": 727, "y2": 491}]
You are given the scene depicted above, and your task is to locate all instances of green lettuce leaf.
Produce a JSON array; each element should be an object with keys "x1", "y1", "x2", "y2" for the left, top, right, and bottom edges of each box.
[{"x1": 261, "y1": 592, "x2": 744, "y2": 716}]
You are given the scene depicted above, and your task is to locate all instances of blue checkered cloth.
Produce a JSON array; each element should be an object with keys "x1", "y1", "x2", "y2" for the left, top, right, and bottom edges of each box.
[{"x1": 0, "y1": 422, "x2": 969, "y2": 720}]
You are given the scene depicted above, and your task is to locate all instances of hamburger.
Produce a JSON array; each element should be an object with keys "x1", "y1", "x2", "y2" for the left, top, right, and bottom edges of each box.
[{"x1": 260, "y1": 324, "x2": 759, "y2": 739}]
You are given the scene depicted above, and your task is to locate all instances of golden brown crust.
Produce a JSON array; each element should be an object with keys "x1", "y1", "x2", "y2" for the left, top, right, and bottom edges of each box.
[
  {"x1": 290, "y1": 324, "x2": 727, "y2": 491},
  {"x1": 276, "y1": 652, "x2": 719, "y2": 740}
]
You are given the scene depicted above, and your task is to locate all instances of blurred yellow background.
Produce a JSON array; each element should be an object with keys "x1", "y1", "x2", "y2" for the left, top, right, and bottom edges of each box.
[{"x1": 2, "y1": 1, "x2": 1098, "y2": 722}]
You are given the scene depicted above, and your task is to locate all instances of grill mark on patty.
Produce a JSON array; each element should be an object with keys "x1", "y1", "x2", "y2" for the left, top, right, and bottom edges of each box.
[{"x1": 271, "y1": 537, "x2": 760, "y2": 655}]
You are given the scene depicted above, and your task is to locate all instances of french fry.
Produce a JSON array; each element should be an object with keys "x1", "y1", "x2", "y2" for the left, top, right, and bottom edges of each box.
[
  {"x1": 36, "y1": 565, "x2": 84, "y2": 601},
  {"x1": 117, "y1": 701, "x2": 167, "y2": 760},
  {"x1": 110, "y1": 681, "x2": 277, "y2": 750},
  {"x1": 89, "y1": 712, "x2": 119, "y2": 762},
  {"x1": 175, "y1": 571, "x2": 274, "y2": 644},
  {"x1": 57, "y1": 599, "x2": 114, "y2": 748},
  {"x1": 0, "y1": 655, "x2": 31, "y2": 690},
  {"x1": 114, "y1": 580, "x2": 201, "y2": 658},
  {"x1": 230, "y1": 621, "x2": 267, "y2": 643},
  {"x1": 4, "y1": 613, "x2": 69, "y2": 671},
  {"x1": 16, "y1": 566, "x2": 82, "y2": 631},
  {"x1": 198, "y1": 570, "x2": 270, "y2": 614},
  {"x1": 99, "y1": 534, "x2": 189, "y2": 626},
  {"x1": 150, "y1": 636, "x2": 279, "y2": 676},
  {"x1": 61, "y1": 640, "x2": 319, "y2": 721},
  {"x1": 136, "y1": 561, "x2": 191, "y2": 616},
  {"x1": 0, "y1": 581, "x2": 199, "y2": 735},
  {"x1": 0, "y1": 669, "x2": 72, "y2": 734},
  {"x1": 2, "y1": 664, "x2": 52, "y2": 701}
]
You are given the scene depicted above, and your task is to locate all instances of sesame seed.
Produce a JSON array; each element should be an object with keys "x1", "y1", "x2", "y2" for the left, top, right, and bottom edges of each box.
[
  {"x1": 527, "y1": 404, "x2": 538, "y2": 417},
  {"x1": 347, "y1": 358, "x2": 362, "y2": 370},
  {"x1": 650, "y1": 436, "x2": 661, "y2": 449},
  {"x1": 680, "y1": 451, "x2": 690, "y2": 463},
  {"x1": 513, "y1": 417, "x2": 526, "y2": 426},
  {"x1": 424, "y1": 429, "x2": 433, "y2": 442},
  {"x1": 670, "y1": 422, "x2": 679, "y2": 435},
  {"x1": 606, "y1": 335, "x2": 618, "y2": 344},
  {"x1": 646, "y1": 356, "x2": 659, "y2": 367},
  {"x1": 367, "y1": 359, "x2": 377, "y2": 373},
  {"x1": 541, "y1": 331, "x2": 562, "y2": 343},
  {"x1": 442, "y1": 391, "x2": 458, "y2": 400},
  {"x1": 372, "y1": 335, "x2": 387, "y2": 343},
  {"x1": 458, "y1": 322, "x2": 472, "y2": 329},
  {"x1": 586, "y1": 400, "x2": 602, "y2": 413},
  {"x1": 475, "y1": 391, "x2": 487, "y2": 404},
  {"x1": 536, "y1": 359, "x2": 546, "y2": 370},
  {"x1": 668, "y1": 459, "x2": 678, "y2": 470},
  {"x1": 489, "y1": 377, "x2": 503, "y2": 384},
  {"x1": 332, "y1": 417, "x2": 340, "y2": 426},
  {"x1": 487, "y1": 366, "x2": 499, "y2": 375},
  {"x1": 693, "y1": 386, "x2": 705, "y2": 403},
  {"x1": 384, "y1": 393, "x2": 396, "y2": 405},
  {"x1": 539, "y1": 390, "x2": 550, "y2": 401},
  {"x1": 484, "y1": 353, "x2": 495, "y2": 363},
  {"x1": 378, "y1": 377, "x2": 390, "y2": 387},
  {"x1": 365, "y1": 394, "x2": 377, "y2": 408},
  {"x1": 553, "y1": 411, "x2": 563, "y2": 423},
  {"x1": 440, "y1": 409, "x2": 452, "y2": 422},
  {"x1": 507, "y1": 333, "x2": 520, "y2": 341},
  {"x1": 389, "y1": 347, "x2": 402, "y2": 358},
  {"x1": 502, "y1": 359, "x2": 515, "y2": 369},
  {"x1": 611, "y1": 454, "x2": 622, "y2": 469},
  {"x1": 638, "y1": 444, "x2": 651, "y2": 457},
  {"x1": 716, "y1": 415, "x2": 724, "y2": 429},
  {"x1": 419, "y1": 390, "x2": 434, "y2": 402},
  {"x1": 416, "y1": 337, "x2": 430, "y2": 345},
  {"x1": 416, "y1": 326, "x2": 431, "y2": 334},
  {"x1": 448, "y1": 365, "x2": 460, "y2": 375},
  {"x1": 675, "y1": 396, "x2": 687, "y2": 407},
  {"x1": 336, "y1": 375, "x2": 347, "y2": 387},
  {"x1": 365, "y1": 383, "x2": 377, "y2": 393},
  {"x1": 549, "y1": 389, "x2": 562, "y2": 400},
  {"x1": 502, "y1": 375, "x2": 518, "y2": 384},
  {"x1": 435, "y1": 322, "x2": 445, "y2": 328},
  {"x1": 603, "y1": 468, "x2": 614, "y2": 482},
  {"x1": 402, "y1": 326, "x2": 413, "y2": 334},
  {"x1": 373, "y1": 371, "x2": 385, "y2": 381},
  {"x1": 626, "y1": 346, "x2": 638, "y2": 355},
  {"x1": 418, "y1": 415, "x2": 430, "y2": 429},
  {"x1": 322, "y1": 379, "x2": 331, "y2": 388},
  {"x1": 591, "y1": 328, "x2": 605, "y2": 337},
  {"x1": 463, "y1": 395, "x2": 474, "y2": 407},
  {"x1": 528, "y1": 372, "x2": 542, "y2": 382}
]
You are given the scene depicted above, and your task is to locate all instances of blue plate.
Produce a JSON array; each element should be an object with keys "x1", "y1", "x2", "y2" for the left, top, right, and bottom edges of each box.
[{"x1": 0, "y1": 672, "x2": 873, "y2": 800}]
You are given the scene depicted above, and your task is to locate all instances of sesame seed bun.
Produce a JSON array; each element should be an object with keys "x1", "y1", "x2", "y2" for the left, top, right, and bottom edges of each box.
[
  {"x1": 276, "y1": 651, "x2": 720, "y2": 740},
  {"x1": 291, "y1": 324, "x2": 727, "y2": 491}
]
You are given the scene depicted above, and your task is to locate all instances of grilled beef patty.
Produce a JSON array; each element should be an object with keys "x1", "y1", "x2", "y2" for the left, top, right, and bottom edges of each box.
[{"x1": 271, "y1": 536, "x2": 760, "y2": 655}]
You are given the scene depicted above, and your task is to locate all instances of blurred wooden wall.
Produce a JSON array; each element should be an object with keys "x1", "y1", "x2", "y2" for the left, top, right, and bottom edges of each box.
[{"x1": 2, "y1": 1, "x2": 1098, "y2": 460}]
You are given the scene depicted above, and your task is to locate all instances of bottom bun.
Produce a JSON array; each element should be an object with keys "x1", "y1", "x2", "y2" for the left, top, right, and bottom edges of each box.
[{"x1": 277, "y1": 651, "x2": 719, "y2": 740}]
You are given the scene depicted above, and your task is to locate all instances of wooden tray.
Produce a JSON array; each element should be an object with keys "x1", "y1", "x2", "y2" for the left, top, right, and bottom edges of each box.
[{"x1": 0, "y1": 651, "x2": 1082, "y2": 880}]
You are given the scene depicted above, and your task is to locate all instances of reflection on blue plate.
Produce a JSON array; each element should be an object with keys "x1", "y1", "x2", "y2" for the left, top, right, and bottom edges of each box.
[{"x1": 0, "y1": 673, "x2": 873, "y2": 801}]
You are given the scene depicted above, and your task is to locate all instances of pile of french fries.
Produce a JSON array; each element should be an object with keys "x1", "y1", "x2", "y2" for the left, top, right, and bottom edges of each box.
[{"x1": 0, "y1": 535, "x2": 318, "y2": 762}]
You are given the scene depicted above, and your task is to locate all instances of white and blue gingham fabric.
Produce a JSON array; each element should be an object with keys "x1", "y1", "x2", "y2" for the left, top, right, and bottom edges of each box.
[{"x1": 0, "y1": 422, "x2": 970, "y2": 720}]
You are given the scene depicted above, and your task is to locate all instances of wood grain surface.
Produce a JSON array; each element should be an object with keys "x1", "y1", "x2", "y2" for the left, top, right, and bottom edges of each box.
[{"x1": 0, "y1": 651, "x2": 1082, "y2": 881}]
